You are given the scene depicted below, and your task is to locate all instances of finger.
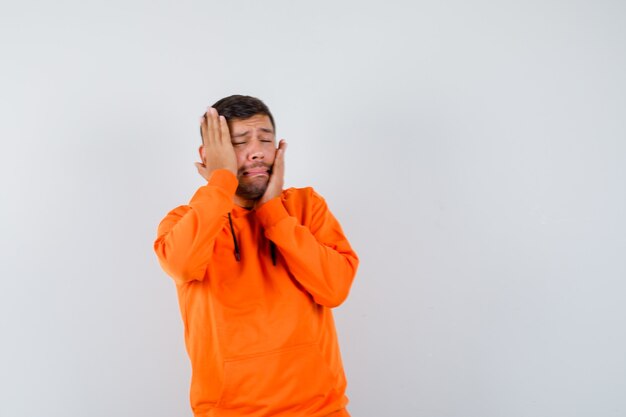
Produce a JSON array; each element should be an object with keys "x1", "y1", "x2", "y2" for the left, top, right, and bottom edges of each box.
[
  {"x1": 275, "y1": 140, "x2": 287, "y2": 162},
  {"x1": 199, "y1": 115, "x2": 208, "y2": 146},
  {"x1": 272, "y1": 140, "x2": 287, "y2": 174},
  {"x1": 219, "y1": 115, "x2": 231, "y2": 144},
  {"x1": 203, "y1": 107, "x2": 214, "y2": 144},
  {"x1": 210, "y1": 107, "x2": 220, "y2": 144},
  {"x1": 194, "y1": 161, "x2": 205, "y2": 173},
  {"x1": 203, "y1": 108, "x2": 214, "y2": 144}
]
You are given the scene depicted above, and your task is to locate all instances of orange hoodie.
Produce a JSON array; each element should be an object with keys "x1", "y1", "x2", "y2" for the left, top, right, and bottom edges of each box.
[{"x1": 154, "y1": 169, "x2": 359, "y2": 417}]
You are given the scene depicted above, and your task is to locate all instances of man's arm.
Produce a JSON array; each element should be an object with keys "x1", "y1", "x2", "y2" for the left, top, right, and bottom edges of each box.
[
  {"x1": 253, "y1": 140, "x2": 357, "y2": 307},
  {"x1": 256, "y1": 192, "x2": 359, "y2": 308},
  {"x1": 154, "y1": 170, "x2": 238, "y2": 284},
  {"x1": 154, "y1": 108, "x2": 238, "y2": 285}
]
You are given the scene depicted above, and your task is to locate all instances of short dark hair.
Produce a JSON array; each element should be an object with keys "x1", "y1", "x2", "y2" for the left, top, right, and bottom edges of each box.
[{"x1": 212, "y1": 94, "x2": 275, "y2": 130}]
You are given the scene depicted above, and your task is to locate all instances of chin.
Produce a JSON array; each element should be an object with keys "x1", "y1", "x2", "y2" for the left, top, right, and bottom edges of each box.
[{"x1": 236, "y1": 181, "x2": 269, "y2": 201}]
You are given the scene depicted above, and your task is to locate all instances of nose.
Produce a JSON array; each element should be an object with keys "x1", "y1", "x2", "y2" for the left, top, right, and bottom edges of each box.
[{"x1": 247, "y1": 141, "x2": 264, "y2": 161}]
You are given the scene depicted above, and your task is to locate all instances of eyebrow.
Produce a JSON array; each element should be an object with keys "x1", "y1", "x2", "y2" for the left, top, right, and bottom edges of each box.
[{"x1": 231, "y1": 127, "x2": 275, "y2": 138}]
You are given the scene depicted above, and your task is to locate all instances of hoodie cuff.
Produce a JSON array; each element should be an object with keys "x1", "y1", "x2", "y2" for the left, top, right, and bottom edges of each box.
[
  {"x1": 255, "y1": 197, "x2": 290, "y2": 228},
  {"x1": 207, "y1": 169, "x2": 239, "y2": 195}
]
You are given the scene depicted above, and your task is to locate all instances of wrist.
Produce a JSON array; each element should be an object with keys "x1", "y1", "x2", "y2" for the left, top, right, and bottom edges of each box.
[
  {"x1": 207, "y1": 169, "x2": 239, "y2": 192},
  {"x1": 255, "y1": 196, "x2": 289, "y2": 227}
]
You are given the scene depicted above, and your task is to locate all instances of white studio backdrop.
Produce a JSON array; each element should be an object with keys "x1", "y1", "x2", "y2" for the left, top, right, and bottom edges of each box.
[{"x1": 1, "y1": 1, "x2": 625, "y2": 416}]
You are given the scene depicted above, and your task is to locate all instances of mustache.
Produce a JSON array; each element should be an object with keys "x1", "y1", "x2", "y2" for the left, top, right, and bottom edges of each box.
[{"x1": 238, "y1": 162, "x2": 272, "y2": 175}]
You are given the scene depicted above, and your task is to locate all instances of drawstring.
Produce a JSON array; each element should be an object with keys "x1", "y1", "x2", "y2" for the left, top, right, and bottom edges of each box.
[
  {"x1": 270, "y1": 241, "x2": 276, "y2": 266},
  {"x1": 227, "y1": 212, "x2": 276, "y2": 266},
  {"x1": 228, "y1": 213, "x2": 240, "y2": 262}
]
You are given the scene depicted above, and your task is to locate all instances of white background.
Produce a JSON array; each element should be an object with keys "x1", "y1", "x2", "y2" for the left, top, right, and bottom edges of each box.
[{"x1": 1, "y1": 1, "x2": 625, "y2": 416}]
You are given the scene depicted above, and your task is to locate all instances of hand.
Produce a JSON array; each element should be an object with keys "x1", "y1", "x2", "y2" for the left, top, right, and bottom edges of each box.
[
  {"x1": 194, "y1": 107, "x2": 237, "y2": 180},
  {"x1": 256, "y1": 139, "x2": 287, "y2": 208}
]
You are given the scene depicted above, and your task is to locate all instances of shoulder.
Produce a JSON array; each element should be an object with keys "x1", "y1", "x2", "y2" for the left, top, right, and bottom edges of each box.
[
  {"x1": 156, "y1": 204, "x2": 192, "y2": 236},
  {"x1": 165, "y1": 204, "x2": 192, "y2": 219}
]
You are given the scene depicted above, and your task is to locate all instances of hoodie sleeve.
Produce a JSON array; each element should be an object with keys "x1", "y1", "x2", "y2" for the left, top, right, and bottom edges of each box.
[
  {"x1": 153, "y1": 169, "x2": 238, "y2": 285},
  {"x1": 255, "y1": 189, "x2": 359, "y2": 308}
]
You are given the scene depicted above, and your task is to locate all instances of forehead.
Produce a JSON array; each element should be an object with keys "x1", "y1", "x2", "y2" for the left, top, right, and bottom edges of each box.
[{"x1": 228, "y1": 114, "x2": 274, "y2": 134}]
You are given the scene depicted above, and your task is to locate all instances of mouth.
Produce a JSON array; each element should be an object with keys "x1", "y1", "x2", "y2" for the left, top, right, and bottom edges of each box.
[{"x1": 242, "y1": 165, "x2": 270, "y2": 177}]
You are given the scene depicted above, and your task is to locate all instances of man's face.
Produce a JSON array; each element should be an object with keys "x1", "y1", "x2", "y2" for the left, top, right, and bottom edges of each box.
[{"x1": 229, "y1": 114, "x2": 276, "y2": 201}]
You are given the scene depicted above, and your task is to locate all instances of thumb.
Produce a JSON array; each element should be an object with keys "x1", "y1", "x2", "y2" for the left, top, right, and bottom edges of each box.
[{"x1": 194, "y1": 162, "x2": 206, "y2": 173}]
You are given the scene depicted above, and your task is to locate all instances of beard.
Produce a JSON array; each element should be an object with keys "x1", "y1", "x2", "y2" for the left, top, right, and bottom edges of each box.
[
  {"x1": 235, "y1": 163, "x2": 271, "y2": 201},
  {"x1": 235, "y1": 178, "x2": 268, "y2": 201}
]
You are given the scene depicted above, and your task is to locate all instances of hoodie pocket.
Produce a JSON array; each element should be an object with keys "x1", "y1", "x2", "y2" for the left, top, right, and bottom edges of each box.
[{"x1": 216, "y1": 343, "x2": 335, "y2": 411}]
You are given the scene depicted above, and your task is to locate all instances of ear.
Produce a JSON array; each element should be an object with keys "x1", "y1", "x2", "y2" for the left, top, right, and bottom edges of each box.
[{"x1": 198, "y1": 145, "x2": 206, "y2": 163}]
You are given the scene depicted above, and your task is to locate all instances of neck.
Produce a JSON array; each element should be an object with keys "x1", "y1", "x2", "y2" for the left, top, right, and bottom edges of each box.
[{"x1": 233, "y1": 195, "x2": 256, "y2": 210}]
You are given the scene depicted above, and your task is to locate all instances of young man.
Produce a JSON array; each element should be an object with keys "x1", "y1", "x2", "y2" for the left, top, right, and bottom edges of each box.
[{"x1": 154, "y1": 95, "x2": 359, "y2": 417}]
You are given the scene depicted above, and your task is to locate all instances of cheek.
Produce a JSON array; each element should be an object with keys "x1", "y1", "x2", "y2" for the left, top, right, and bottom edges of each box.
[
  {"x1": 264, "y1": 144, "x2": 277, "y2": 164},
  {"x1": 234, "y1": 150, "x2": 247, "y2": 168}
]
